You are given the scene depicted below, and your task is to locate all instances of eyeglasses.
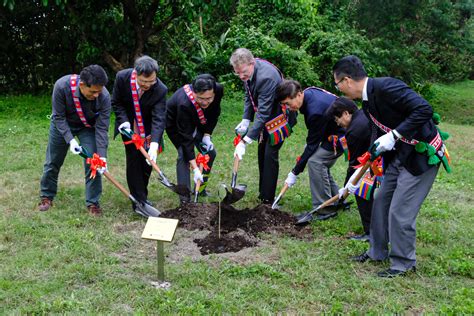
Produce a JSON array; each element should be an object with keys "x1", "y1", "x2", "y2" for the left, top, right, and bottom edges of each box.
[
  {"x1": 137, "y1": 78, "x2": 157, "y2": 86},
  {"x1": 233, "y1": 64, "x2": 253, "y2": 77},
  {"x1": 334, "y1": 77, "x2": 346, "y2": 91},
  {"x1": 195, "y1": 95, "x2": 214, "y2": 103}
]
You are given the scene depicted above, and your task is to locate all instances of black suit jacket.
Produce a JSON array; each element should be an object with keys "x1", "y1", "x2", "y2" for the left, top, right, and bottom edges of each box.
[
  {"x1": 364, "y1": 77, "x2": 438, "y2": 176},
  {"x1": 111, "y1": 68, "x2": 168, "y2": 143},
  {"x1": 166, "y1": 83, "x2": 223, "y2": 161}
]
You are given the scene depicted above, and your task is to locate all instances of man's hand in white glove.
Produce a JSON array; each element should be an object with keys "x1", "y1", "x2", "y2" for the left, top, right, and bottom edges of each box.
[
  {"x1": 344, "y1": 169, "x2": 364, "y2": 194},
  {"x1": 193, "y1": 167, "x2": 204, "y2": 184},
  {"x1": 118, "y1": 121, "x2": 132, "y2": 135},
  {"x1": 146, "y1": 142, "x2": 158, "y2": 166},
  {"x1": 338, "y1": 187, "x2": 347, "y2": 199},
  {"x1": 234, "y1": 141, "x2": 246, "y2": 160},
  {"x1": 202, "y1": 134, "x2": 214, "y2": 151},
  {"x1": 69, "y1": 138, "x2": 82, "y2": 155},
  {"x1": 97, "y1": 157, "x2": 107, "y2": 175},
  {"x1": 375, "y1": 130, "x2": 399, "y2": 154},
  {"x1": 285, "y1": 171, "x2": 297, "y2": 187},
  {"x1": 235, "y1": 119, "x2": 250, "y2": 135}
]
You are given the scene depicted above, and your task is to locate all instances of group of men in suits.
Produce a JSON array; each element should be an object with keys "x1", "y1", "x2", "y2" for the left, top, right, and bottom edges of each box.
[{"x1": 37, "y1": 50, "x2": 446, "y2": 277}]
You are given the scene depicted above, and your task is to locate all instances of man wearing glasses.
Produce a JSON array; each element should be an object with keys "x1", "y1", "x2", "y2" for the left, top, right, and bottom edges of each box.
[
  {"x1": 230, "y1": 48, "x2": 294, "y2": 205},
  {"x1": 332, "y1": 55, "x2": 444, "y2": 277},
  {"x1": 112, "y1": 55, "x2": 167, "y2": 214},
  {"x1": 166, "y1": 74, "x2": 223, "y2": 201}
]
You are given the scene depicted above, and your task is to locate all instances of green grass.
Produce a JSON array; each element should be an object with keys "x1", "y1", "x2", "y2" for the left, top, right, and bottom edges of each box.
[
  {"x1": 1, "y1": 82, "x2": 473, "y2": 313},
  {"x1": 430, "y1": 80, "x2": 474, "y2": 125}
]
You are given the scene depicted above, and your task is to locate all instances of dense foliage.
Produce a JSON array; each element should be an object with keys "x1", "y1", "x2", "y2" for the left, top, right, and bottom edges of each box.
[{"x1": 1, "y1": 0, "x2": 472, "y2": 94}]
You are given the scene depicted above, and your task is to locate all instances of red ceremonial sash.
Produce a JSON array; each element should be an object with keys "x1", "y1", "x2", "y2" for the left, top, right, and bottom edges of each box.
[
  {"x1": 70, "y1": 74, "x2": 92, "y2": 128},
  {"x1": 368, "y1": 112, "x2": 442, "y2": 150},
  {"x1": 183, "y1": 84, "x2": 207, "y2": 125},
  {"x1": 130, "y1": 70, "x2": 146, "y2": 138}
]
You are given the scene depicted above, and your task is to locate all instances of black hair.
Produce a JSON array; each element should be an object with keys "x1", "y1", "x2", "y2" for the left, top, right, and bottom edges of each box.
[
  {"x1": 332, "y1": 55, "x2": 368, "y2": 81},
  {"x1": 79, "y1": 64, "x2": 108, "y2": 86},
  {"x1": 134, "y1": 55, "x2": 159, "y2": 76},
  {"x1": 275, "y1": 80, "x2": 302, "y2": 103},
  {"x1": 192, "y1": 74, "x2": 216, "y2": 93},
  {"x1": 325, "y1": 97, "x2": 359, "y2": 118}
]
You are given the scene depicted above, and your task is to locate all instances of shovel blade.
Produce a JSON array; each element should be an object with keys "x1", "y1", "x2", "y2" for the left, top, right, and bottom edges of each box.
[
  {"x1": 271, "y1": 194, "x2": 282, "y2": 209},
  {"x1": 135, "y1": 202, "x2": 161, "y2": 218},
  {"x1": 222, "y1": 184, "x2": 247, "y2": 204}
]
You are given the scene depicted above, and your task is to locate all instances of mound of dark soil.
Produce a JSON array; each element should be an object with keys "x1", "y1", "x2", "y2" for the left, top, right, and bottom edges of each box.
[{"x1": 161, "y1": 202, "x2": 312, "y2": 255}]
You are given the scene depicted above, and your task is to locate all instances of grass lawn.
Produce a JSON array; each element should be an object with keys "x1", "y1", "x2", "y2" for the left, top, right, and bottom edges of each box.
[{"x1": 0, "y1": 82, "x2": 473, "y2": 313}]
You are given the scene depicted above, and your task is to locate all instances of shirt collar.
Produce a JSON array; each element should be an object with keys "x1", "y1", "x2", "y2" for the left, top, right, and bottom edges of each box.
[{"x1": 362, "y1": 77, "x2": 369, "y2": 101}]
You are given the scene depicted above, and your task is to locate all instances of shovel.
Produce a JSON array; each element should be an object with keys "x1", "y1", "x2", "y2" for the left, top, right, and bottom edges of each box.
[
  {"x1": 272, "y1": 182, "x2": 289, "y2": 209},
  {"x1": 221, "y1": 154, "x2": 247, "y2": 204},
  {"x1": 120, "y1": 129, "x2": 190, "y2": 197},
  {"x1": 78, "y1": 147, "x2": 161, "y2": 218},
  {"x1": 295, "y1": 161, "x2": 371, "y2": 225}
]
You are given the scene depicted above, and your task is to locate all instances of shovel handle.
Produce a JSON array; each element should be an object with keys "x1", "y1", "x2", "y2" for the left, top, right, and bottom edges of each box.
[
  {"x1": 279, "y1": 182, "x2": 290, "y2": 196},
  {"x1": 233, "y1": 155, "x2": 240, "y2": 173},
  {"x1": 321, "y1": 161, "x2": 371, "y2": 208},
  {"x1": 138, "y1": 146, "x2": 163, "y2": 174},
  {"x1": 103, "y1": 171, "x2": 133, "y2": 200}
]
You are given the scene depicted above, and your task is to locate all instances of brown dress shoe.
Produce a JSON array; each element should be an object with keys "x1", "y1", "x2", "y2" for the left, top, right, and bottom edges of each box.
[
  {"x1": 88, "y1": 204, "x2": 102, "y2": 216},
  {"x1": 38, "y1": 197, "x2": 53, "y2": 212}
]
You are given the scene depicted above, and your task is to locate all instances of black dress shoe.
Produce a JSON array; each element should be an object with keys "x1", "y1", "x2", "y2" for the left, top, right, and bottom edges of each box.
[
  {"x1": 350, "y1": 252, "x2": 371, "y2": 263},
  {"x1": 377, "y1": 267, "x2": 416, "y2": 278},
  {"x1": 260, "y1": 199, "x2": 272, "y2": 206}
]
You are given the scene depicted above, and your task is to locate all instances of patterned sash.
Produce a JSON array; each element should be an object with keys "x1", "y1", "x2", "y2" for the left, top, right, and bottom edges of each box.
[
  {"x1": 70, "y1": 74, "x2": 91, "y2": 128},
  {"x1": 184, "y1": 84, "x2": 207, "y2": 125},
  {"x1": 130, "y1": 70, "x2": 146, "y2": 138},
  {"x1": 368, "y1": 112, "x2": 442, "y2": 150}
]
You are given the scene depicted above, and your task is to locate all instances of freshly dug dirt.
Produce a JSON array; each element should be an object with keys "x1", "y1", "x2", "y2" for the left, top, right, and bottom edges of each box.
[{"x1": 161, "y1": 202, "x2": 312, "y2": 255}]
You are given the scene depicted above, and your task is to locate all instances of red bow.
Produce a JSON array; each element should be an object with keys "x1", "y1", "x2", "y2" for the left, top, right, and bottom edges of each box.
[
  {"x1": 295, "y1": 155, "x2": 301, "y2": 164},
  {"x1": 233, "y1": 134, "x2": 242, "y2": 147},
  {"x1": 86, "y1": 153, "x2": 107, "y2": 179},
  {"x1": 123, "y1": 133, "x2": 145, "y2": 149},
  {"x1": 196, "y1": 153, "x2": 210, "y2": 171},
  {"x1": 353, "y1": 151, "x2": 383, "y2": 176}
]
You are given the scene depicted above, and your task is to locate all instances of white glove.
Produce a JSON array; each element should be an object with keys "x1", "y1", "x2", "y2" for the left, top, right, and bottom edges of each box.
[
  {"x1": 202, "y1": 135, "x2": 214, "y2": 151},
  {"x1": 97, "y1": 157, "x2": 107, "y2": 175},
  {"x1": 193, "y1": 167, "x2": 204, "y2": 184},
  {"x1": 234, "y1": 141, "x2": 246, "y2": 160},
  {"x1": 338, "y1": 187, "x2": 348, "y2": 199},
  {"x1": 235, "y1": 119, "x2": 250, "y2": 135},
  {"x1": 69, "y1": 138, "x2": 82, "y2": 155},
  {"x1": 285, "y1": 171, "x2": 297, "y2": 187},
  {"x1": 375, "y1": 131, "x2": 397, "y2": 153},
  {"x1": 118, "y1": 121, "x2": 132, "y2": 135},
  {"x1": 344, "y1": 169, "x2": 364, "y2": 194},
  {"x1": 146, "y1": 142, "x2": 158, "y2": 166}
]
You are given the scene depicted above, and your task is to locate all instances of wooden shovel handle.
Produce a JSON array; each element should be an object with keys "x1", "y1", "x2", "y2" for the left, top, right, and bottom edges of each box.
[
  {"x1": 233, "y1": 155, "x2": 240, "y2": 173},
  {"x1": 103, "y1": 171, "x2": 130, "y2": 199},
  {"x1": 319, "y1": 161, "x2": 371, "y2": 209},
  {"x1": 279, "y1": 182, "x2": 290, "y2": 197},
  {"x1": 138, "y1": 146, "x2": 162, "y2": 174}
]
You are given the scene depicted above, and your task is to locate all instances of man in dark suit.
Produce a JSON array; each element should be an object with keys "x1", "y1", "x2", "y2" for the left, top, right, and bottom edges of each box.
[
  {"x1": 166, "y1": 74, "x2": 223, "y2": 201},
  {"x1": 230, "y1": 48, "x2": 293, "y2": 204},
  {"x1": 275, "y1": 80, "x2": 345, "y2": 213},
  {"x1": 38, "y1": 65, "x2": 110, "y2": 216},
  {"x1": 333, "y1": 55, "x2": 445, "y2": 277},
  {"x1": 112, "y1": 55, "x2": 167, "y2": 213},
  {"x1": 327, "y1": 97, "x2": 373, "y2": 240}
]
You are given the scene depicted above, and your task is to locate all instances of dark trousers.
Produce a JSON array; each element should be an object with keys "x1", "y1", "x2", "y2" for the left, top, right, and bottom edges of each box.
[
  {"x1": 123, "y1": 138, "x2": 152, "y2": 204},
  {"x1": 170, "y1": 132, "x2": 216, "y2": 200},
  {"x1": 40, "y1": 122, "x2": 102, "y2": 206},
  {"x1": 355, "y1": 195, "x2": 373, "y2": 235},
  {"x1": 257, "y1": 132, "x2": 283, "y2": 202}
]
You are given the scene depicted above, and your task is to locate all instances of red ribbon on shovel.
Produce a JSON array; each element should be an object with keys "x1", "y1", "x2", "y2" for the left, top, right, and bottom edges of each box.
[
  {"x1": 353, "y1": 152, "x2": 383, "y2": 176},
  {"x1": 123, "y1": 133, "x2": 145, "y2": 150},
  {"x1": 86, "y1": 153, "x2": 107, "y2": 179},
  {"x1": 233, "y1": 134, "x2": 242, "y2": 147},
  {"x1": 196, "y1": 153, "x2": 210, "y2": 171}
]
